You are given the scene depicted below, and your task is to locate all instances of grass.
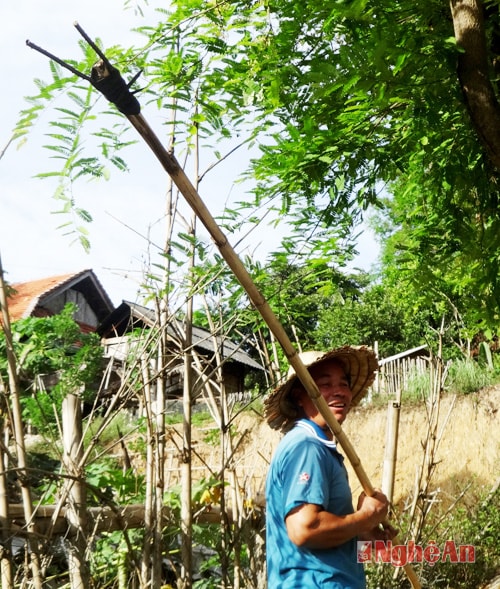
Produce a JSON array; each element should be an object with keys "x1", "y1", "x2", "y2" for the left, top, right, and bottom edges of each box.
[{"x1": 446, "y1": 357, "x2": 498, "y2": 395}]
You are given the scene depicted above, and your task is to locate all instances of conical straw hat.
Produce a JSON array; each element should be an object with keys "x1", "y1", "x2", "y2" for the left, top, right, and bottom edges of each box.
[{"x1": 264, "y1": 346, "x2": 378, "y2": 431}]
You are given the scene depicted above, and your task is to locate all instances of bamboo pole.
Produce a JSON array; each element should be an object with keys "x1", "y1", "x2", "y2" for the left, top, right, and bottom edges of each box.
[
  {"x1": 88, "y1": 81, "x2": 418, "y2": 589},
  {"x1": 125, "y1": 112, "x2": 379, "y2": 486},
  {"x1": 120, "y1": 111, "x2": 422, "y2": 589},
  {"x1": 140, "y1": 355, "x2": 154, "y2": 587},
  {"x1": 0, "y1": 382, "x2": 13, "y2": 588},
  {"x1": 153, "y1": 304, "x2": 167, "y2": 588},
  {"x1": 4, "y1": 502, "x2": 245, "y2": 533},
  {"x1": 381, "y1": 390, "x2": 401, "y2": 505},
  {"x1": 62, "y1": 393, "x2": 90, "y2": 589},
  {"x1": 0, "y1": 253, "x2": 44, "y2": 589},
  {"x1": 179, "y1": 118, "x2": 199, "y2": 589}
]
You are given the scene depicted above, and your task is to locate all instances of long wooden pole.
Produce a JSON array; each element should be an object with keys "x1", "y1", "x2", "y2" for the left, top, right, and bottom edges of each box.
[
  {"x1": 126, "y1": 112, "x2": 372, "y2": 484},
  {"x1": 381, "y1": 392, "x2": 401, "y2": 504},
  {"x1": 0, "y1": 254, "x2": 44, "y2": 589},
  {"x1": 62, "y1": 393, "x2": 90, "y2": 589}
]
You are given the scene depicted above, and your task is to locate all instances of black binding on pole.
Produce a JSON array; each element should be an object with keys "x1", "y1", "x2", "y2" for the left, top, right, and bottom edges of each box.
[{"x1": 27, "y1": 22, "x2": 141, "y2": 116}]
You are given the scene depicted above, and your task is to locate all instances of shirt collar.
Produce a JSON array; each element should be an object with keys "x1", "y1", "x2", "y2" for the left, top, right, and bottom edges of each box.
[{"x1": 295, "y1": 418, "x2": 338, "y2": 450}]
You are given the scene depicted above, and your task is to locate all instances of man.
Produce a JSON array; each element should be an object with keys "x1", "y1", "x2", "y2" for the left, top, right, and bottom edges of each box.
[{"x1": 264, "y1": 347, "x2": 397, "y2": 588}]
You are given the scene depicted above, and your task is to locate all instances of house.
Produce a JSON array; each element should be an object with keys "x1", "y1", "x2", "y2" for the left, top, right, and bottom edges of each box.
[
  {"x1": 3, "y1": 269, "x2": 114, "y2": 333},
  {"x1": 2, "y1": 270, "x2": 263, "y2": 406},
  {"x1": 97, "y1": 300, "x2": 264, "y2": 399}
]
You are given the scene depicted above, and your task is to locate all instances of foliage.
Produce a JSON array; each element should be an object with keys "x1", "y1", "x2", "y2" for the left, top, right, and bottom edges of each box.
[
  {"x1": 478, "y1": 340, "x2": 494, "y2": 370},
  {"x1": 432, "y1": 488, "x2": 500, "y2": 589},
  {"x1": 315, "y1": 283, "x2": 434, "y2": 358},
  {"x1": 0, "y1": 303, "x2": 103, "y2": 432},
  {"x1": 91, "y1": 529, "x2": 145, "y2": 587},
  {"x1": 364, "y1": 485, "x2": 500, "y2": 589},
  {"x1": 86, "y1": 460, "x2": 145, "y2": 504},
  {"x1": 239, "y1": 0, "x2": 500, "y2": 333},
  {"x1": 83, "y1": 410, "x2": 142, "y2": 448}
]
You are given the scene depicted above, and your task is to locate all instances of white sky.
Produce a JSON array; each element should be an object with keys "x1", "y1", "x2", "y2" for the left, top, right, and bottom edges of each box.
[{"x1": 0, "y1": 0, "x2": 379, "y2": 308}]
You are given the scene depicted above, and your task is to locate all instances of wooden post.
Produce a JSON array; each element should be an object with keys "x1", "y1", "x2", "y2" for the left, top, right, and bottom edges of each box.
[
  {"x1": 382, "y1": 390, "x2": 401, "y2": 505},
  {"x1": 62, "y1": 393, "x2": 90, "y2": 589},
  {"x1": 373, "y1": 341, "x2": 379, "y2": 396}
]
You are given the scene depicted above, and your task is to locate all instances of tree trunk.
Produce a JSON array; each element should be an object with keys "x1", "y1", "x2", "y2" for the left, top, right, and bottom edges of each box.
[{"x1": 450, "y1": 0, "x2": 500, "y2": 168}]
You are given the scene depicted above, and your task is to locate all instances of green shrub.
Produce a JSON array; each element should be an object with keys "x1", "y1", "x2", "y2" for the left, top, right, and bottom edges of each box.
[{"x1": 365, "y1": 486, "x2": 500, "y2": 589}]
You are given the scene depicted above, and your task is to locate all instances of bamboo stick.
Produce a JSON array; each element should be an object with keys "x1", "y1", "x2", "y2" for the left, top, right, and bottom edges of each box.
[
  {"x1": 0, "y1": 253, "x2": 44, "y2": 589},
  {"x1": 62, "y1": 393, "x2": 90, "y2": 589},
  {"x1": 140, "y1": 355, "x2": 154, "y2": 586},
  {"x1": 0, "y1": 387, "x2": 13, "y2": 588},
  {"x1": 381, "y1": 392, "x2": 401, "y2": 504},
  {"x1": 4, "y1": 503, "x2": 239, "y2": 533}
]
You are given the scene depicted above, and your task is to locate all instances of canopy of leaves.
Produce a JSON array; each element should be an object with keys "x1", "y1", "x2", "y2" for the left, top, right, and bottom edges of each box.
[
  {"x1": 0, "y1": 304, "x2": 103, "y2": 430},
  {"x1": 15, "y1": 0, "x2": 500, "y2": 351},
  {"x1": 235, "y1": 0, "x2": 500, "y2": 333}
]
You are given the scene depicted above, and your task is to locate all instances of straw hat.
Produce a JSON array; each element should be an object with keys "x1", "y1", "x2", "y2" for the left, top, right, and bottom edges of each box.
[{"x1": 264, "y1": 346, "x2": 378, "y2": 431}]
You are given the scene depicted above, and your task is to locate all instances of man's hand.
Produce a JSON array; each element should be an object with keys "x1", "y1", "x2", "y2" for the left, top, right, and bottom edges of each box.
[
  {"x1": 360, "y1": 521, "x2": 399, "y2": 542},
  {"x1": 356, "y1": 489, "x2": 395, "y2": 536}
]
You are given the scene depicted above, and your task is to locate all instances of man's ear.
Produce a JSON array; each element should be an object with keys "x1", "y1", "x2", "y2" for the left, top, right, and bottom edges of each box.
[{"x1": 291, "y1": 387, "x2": 305, "y2": 408}]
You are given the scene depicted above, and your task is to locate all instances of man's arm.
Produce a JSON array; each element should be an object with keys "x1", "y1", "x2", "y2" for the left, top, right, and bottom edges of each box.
[{"x1": 285, "y1": 490, "x2": 393, "y2": 549}]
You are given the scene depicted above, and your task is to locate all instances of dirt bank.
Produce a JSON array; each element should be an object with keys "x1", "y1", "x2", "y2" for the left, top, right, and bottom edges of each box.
[{"x1": 193, "y1": 386, "x2": 500, "y2": 506}]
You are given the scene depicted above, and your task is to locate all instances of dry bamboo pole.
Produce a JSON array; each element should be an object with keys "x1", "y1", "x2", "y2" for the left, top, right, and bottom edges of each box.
[
  {"x1": 4, "y1": 502, "x2": 229, "y2": 534},
  {"x1": 152, "y1": 304, "x2": 167, "y2": 589},
  {"x1": 140, "y1": 355, "x2": 154, "y2": 588},
  {"x1": 178, "y1": 109, "x2": 199, "y2": 589},
  {"x1": 381, "y1": 389, "x2": 402, "y2": 505},
  {"x1": 122, "y1": 112, "x2": 368, "y2": 479},
  {"x1": 180, "y1": 338, "x2": 194, "y2": 589},
  {"x1": 0, "y1": 380, "x2": 13, "y2": 589},
  {"x1": 116, "y1": 111, "x2": 422, "y2": 588},
  {"x1": 201, "y1": 301, "x2": 234, "y2": 588},
  {"x1": 24, "y1": 36, "x2": 421, "y2": 588},
  {"x1": 62, "y1": 393, "x2": 90, "y2": 589},
  {"x1": 0, "y1": 253, "x2": 43, "y2": 589}
]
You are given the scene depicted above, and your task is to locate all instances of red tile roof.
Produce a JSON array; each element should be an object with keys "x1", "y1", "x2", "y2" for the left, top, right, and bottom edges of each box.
[{"x1": 3, "y1": 271, "x2": 98, "y2": 323}]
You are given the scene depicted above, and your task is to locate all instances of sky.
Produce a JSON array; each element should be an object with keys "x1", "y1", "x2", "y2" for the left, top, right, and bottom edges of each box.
[{"x1": 0, "y1": 0, "x2": 380, "y2": 308}]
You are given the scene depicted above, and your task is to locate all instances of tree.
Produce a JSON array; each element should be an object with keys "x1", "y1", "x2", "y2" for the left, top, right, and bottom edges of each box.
[
  {"x1": 0, "y1": 303, "x2": 103, "y2": 432},
  {"x1": 235, "y1": 0, "x2": 500, "y2": 332}
]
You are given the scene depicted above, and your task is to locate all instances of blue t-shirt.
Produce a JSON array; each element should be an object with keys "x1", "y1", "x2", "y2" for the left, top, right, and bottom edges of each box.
[{"x1": 265, "y1": 419, "x2": 366, "y2": 588}]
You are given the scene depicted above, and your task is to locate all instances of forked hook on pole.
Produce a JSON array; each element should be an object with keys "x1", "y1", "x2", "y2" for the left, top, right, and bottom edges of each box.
[{"x1": 27, "y1": 25, "x2": 422, "y2": 589}]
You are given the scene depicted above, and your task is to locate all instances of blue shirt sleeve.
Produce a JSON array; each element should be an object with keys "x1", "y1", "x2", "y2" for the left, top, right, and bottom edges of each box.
[{"x1": 279, "y1": 437, "x2": 333, "y2": 517}]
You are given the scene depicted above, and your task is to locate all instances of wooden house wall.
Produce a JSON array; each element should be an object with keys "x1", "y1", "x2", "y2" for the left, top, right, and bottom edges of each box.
[{"x1": 37, "y1": 289, "x2": 100, "y2": 328}]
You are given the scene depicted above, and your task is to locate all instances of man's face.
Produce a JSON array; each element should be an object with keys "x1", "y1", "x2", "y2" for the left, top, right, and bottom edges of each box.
[{"x1": 295, "y1": 360, "x2": 353, "y2": 429}]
